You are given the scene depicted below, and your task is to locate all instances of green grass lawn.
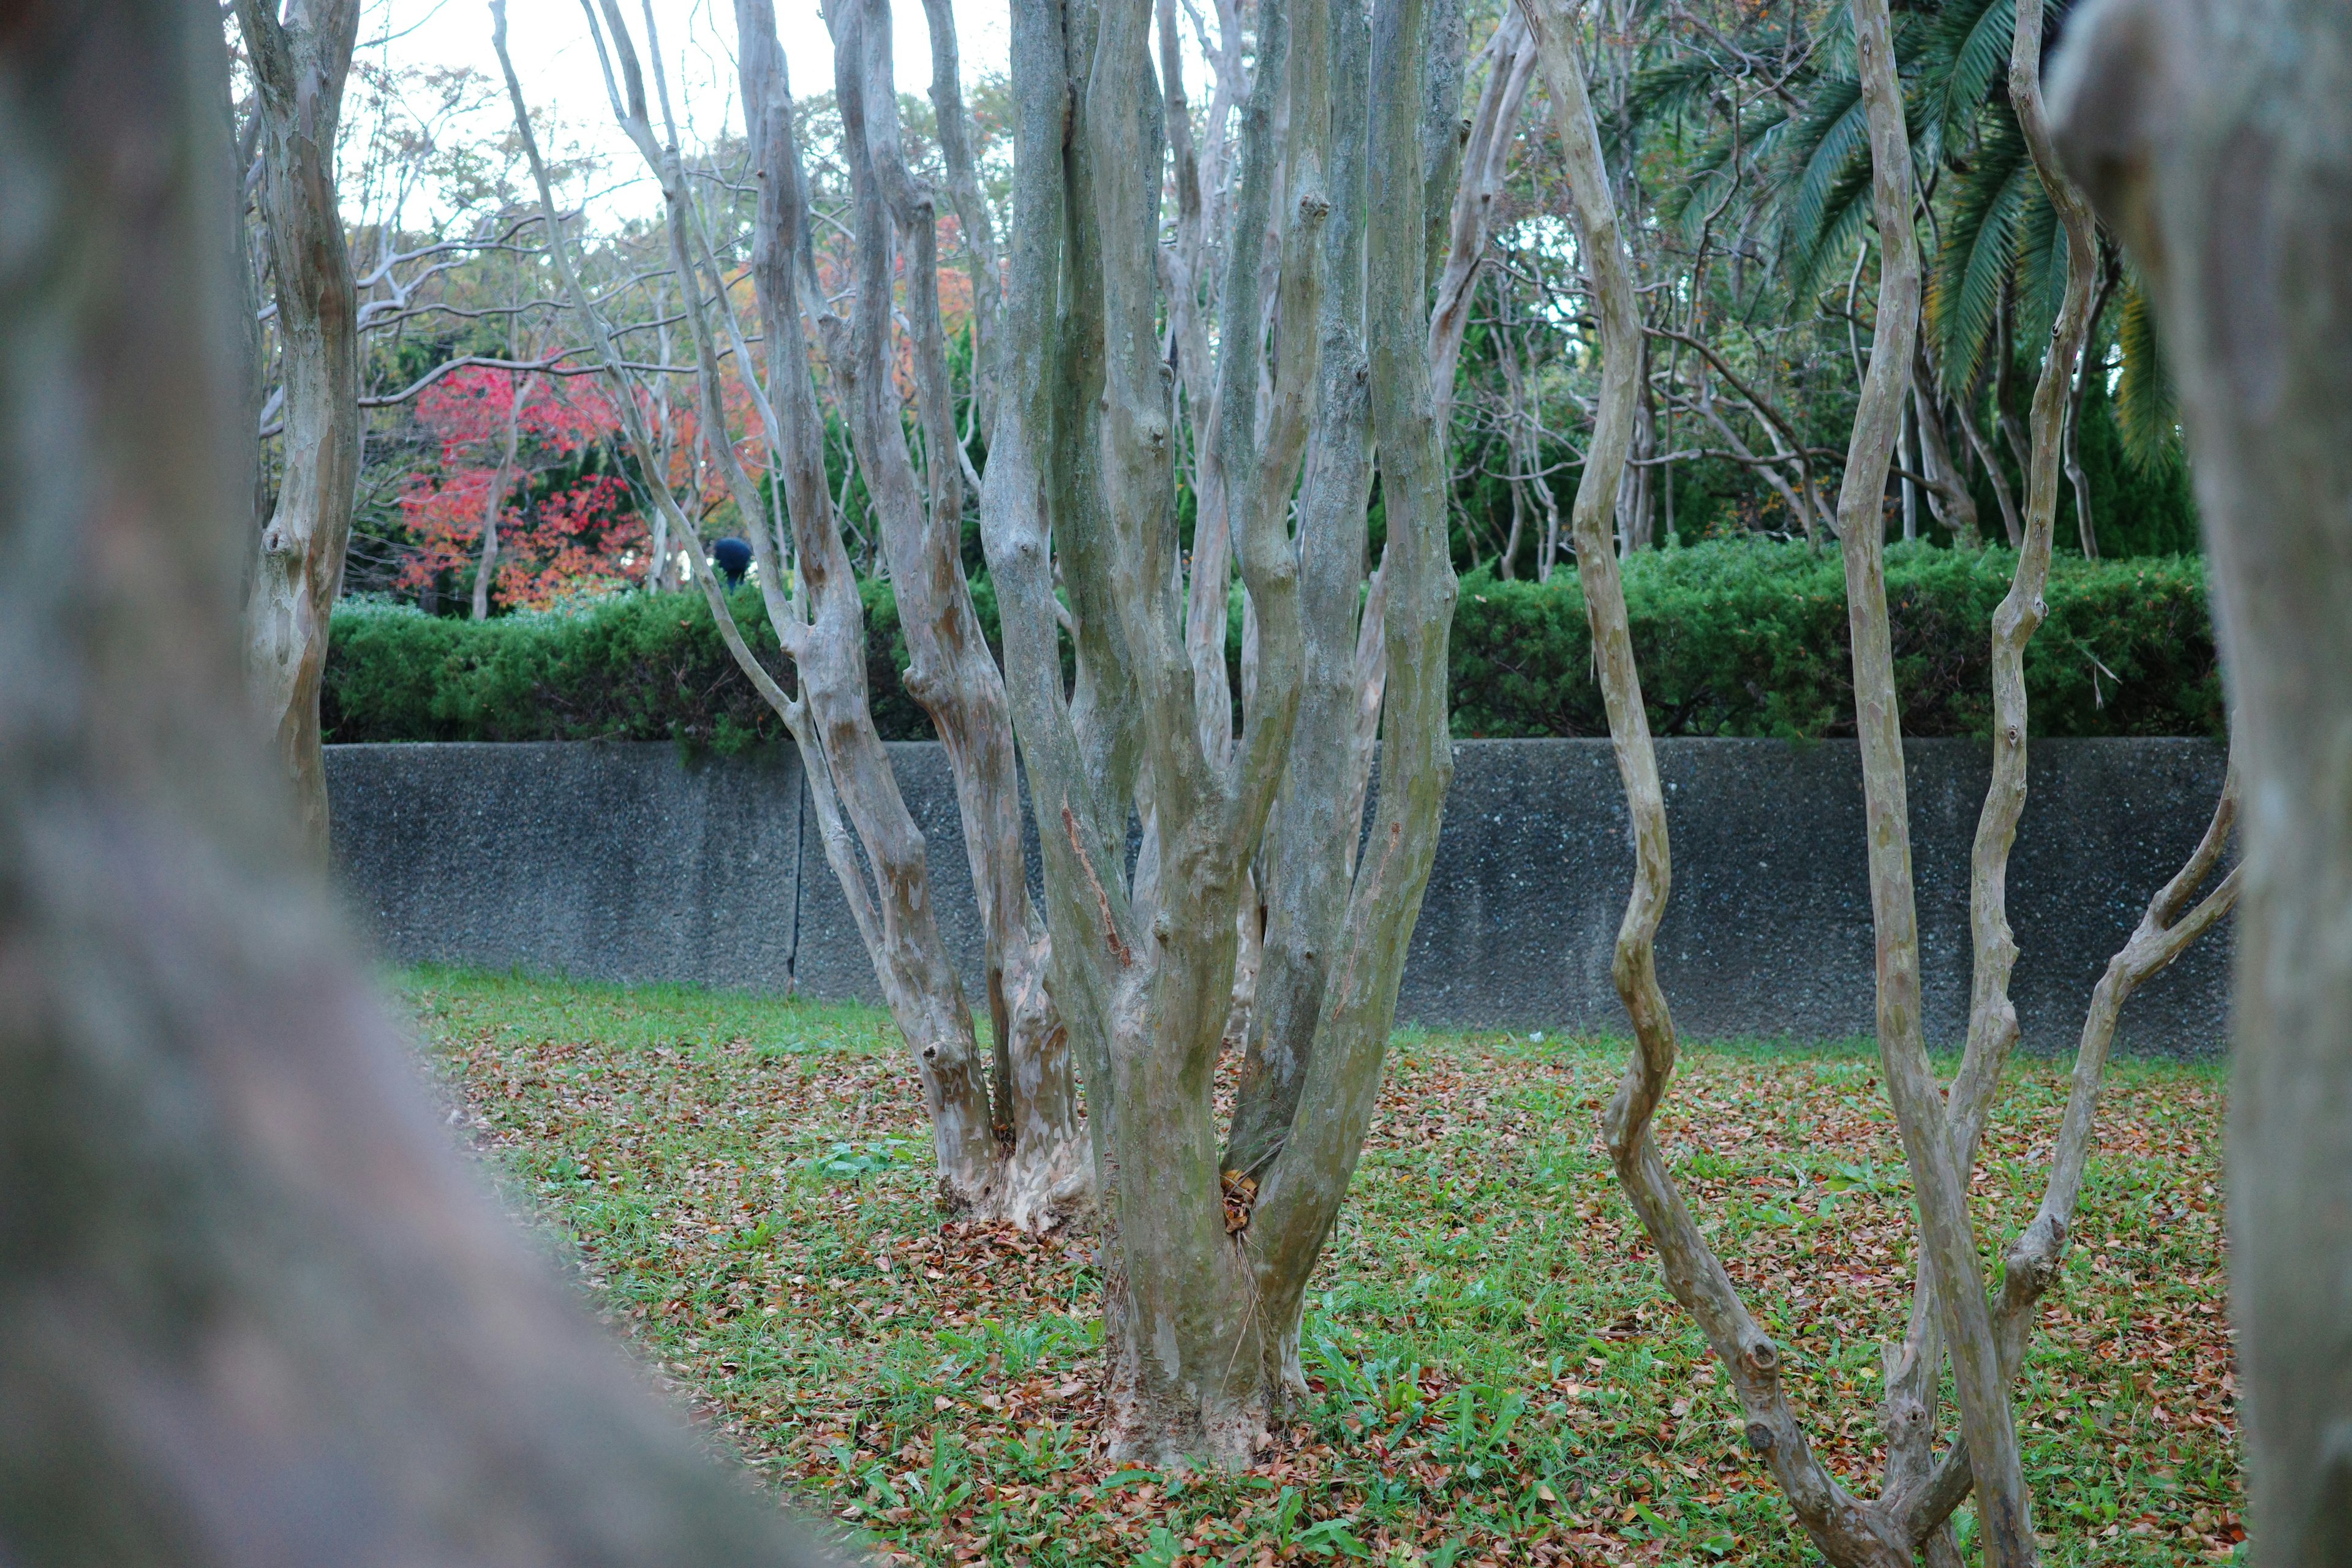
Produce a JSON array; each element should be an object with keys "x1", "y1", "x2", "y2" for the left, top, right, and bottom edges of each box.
[{"x1": 400, "y1": 966, "x2": 2240, "y2": 1567}]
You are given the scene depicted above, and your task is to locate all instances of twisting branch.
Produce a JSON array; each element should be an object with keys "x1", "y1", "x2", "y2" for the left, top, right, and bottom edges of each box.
[
  {"x1": 1873, "y1": 4, "x2": 2109, "y2": 1556},
  {"x1": 1520, "y1": 2, "x2": 1910, "y2": 1561},
  {"x1": 1833, "y1": 0, "x2": 2038, "y2": 1556},
  {"x1": 1896, "y1": 766, "x2": 2241, "y2": 1542}
]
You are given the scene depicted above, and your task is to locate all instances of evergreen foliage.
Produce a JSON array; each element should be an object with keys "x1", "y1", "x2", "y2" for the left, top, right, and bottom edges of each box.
[{"x1": 326, "y1": 543, "x2": 2221, "y2": 748}]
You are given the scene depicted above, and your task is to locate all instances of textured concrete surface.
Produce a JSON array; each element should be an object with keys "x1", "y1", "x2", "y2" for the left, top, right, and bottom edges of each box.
[
  {"x1": 329, "y1": 736, "x2": 2233, "y2": 1054},
  {"x1": 328, "y1": 742, "x2": 807, "y2": 992},
  {"x1": 1400, "y1": 738, "x2": 2231, "y2": 1054},
  {"x1": 786, "y1": 743, "x2": 1046, "y2": 1008}
]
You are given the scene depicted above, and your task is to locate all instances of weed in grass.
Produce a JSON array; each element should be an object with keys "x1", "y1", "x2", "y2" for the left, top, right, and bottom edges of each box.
[{"x1": 402, "y1": 967, "x2": 2241, "y2": 1566}]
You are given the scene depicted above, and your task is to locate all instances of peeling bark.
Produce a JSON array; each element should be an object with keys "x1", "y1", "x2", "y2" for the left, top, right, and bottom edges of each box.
[
  {"x1": 235, "y1": 0, "x2": 362, "y2": 862},
  {"x1": 985, "y1": 0, "x2": 1458, "y2": 1465}
]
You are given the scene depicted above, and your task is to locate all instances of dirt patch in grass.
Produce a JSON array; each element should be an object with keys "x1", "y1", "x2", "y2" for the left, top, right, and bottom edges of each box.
[{"x1": 402, "y1": 967, "x2": 2240, "y2": 1566}]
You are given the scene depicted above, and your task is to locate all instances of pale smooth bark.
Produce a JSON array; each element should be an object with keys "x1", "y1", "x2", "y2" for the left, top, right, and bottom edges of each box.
[
  {"x1": 2062, "y1": 265, "x2": 2119, "y2": 562},
  {"x1": 1427, "y1": 9, "x2": 1535, "y2": 432},
  {"x1": 831, "y1": 0, "x2": 1084, "y2": 1226},
  {"x1": 984, "y1": 0, "x2": 1460, "y2": 1466},
  {"x1": 470, "y1": 371, "x2": 531, "y2": 622},
  {"x1": 1912, "y1": 334, "x2": 1981, "y2": 548},
  {"x1": 917, "y1": 0, "x2": 1003, "y2": 437},
  {"x1": 1906, "y1": 772, "x2": 2241, "y2": 1540},
  {"x1": 1536, "y1": 4, "x2": 2234, "y2": 1561},
  {"x1": 1525, "y1": 4, "x2": 1902, "y2": 1559},
  {"x1": 2052, "y1": 2, "x2": 2352, "y2": 1557},
  {"x1": 496, "y1": 0, "x2": 1031, "y2": 1222},
  {"x1": 1877, "y1": 6, "x2": 2101, "y2": 1539},
  {"x1": 236, "y1": 0, "x2": 362, "y2": 862},
  {"x1": 0, "y1": 4, "x2": 827, "y2": 1558},
  {"x1": 1831, "y1": 0, "x2": 2036, "y2": 1553}
]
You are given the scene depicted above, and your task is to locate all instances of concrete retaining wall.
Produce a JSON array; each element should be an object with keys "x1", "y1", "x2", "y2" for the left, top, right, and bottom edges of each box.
[{"x1": 328, "y1": 737, "x2": 2232, "y2": 1054}]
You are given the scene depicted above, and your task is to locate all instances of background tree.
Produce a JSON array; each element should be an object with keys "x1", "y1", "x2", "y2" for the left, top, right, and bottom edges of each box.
[
  {"x1": 0, "y1": 1, "x2": 829, "y2": 1559},
  {"x1": 487, "y1": 0, "x2": 1087, "y2": 1228},
  {"x1": 1536, "y1": 0, "x2": 2239, "y2": 1561},
  {"x1": 235, "y1": 0, "x2": 364, "y2": 859}
]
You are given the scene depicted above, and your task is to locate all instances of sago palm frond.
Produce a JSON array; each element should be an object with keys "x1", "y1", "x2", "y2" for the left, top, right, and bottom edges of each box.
[
  {"x1": 1782, "y1": 156, "x2": 1879, "y2": 308},
  {"x1": 2114, "y1": 270, "x2": 2180, "y2": 472},
  {"x1": 1624, "y1": 53, "x2": 1722, "y2": 131},
  {"x1": 2014, "y1": 176, "x2": 2064, "y2": 355},
  {"x1": 1659, "y1": 100, "x2": 1791, "y2": 242},
  {"x1": 1929, "y1": 107, "x2": 2032, "y2": 393},
  {"x1": 1925, "y1": 0, "x2": 2015, "y2": 154}
]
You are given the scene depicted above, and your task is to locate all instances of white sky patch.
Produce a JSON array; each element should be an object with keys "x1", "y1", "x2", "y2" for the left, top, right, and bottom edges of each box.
[{"x1": 358, "y1": 0, "x2": 1012, "y2": 228}]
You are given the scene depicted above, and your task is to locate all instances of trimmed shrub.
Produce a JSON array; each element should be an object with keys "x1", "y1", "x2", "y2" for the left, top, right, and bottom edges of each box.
[
  {"x1": 1451, "y1": 541, "x2": 2220, "y2": 739},
  {"x1": 324, "y1": 541, "x2": 2222, "y2": 748},
  {"x1": 325, "y1": 589, "x2": 796, "y2": 752}
]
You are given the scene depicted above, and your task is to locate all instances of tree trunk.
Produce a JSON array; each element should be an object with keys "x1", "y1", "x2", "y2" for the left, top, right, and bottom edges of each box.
[
  {"x1": 1879, "y1": 1, "x2": 2101, "y2": 1547},
  {"x1": 1901, "y1": 388, "x2": 1920, "y2": 541},
  {"x1": 2062, "y1": 263, "x2": 2117, "y2": 562},
  {"x1": 498, "y1": 0, "x2": 1014, "y2": 1221},
  {"x1": 1615, "y1": 356, "x2": 1656, "y2": 554},
  {"x1": 1524, "y1": 5, "x2": 1899, "y2": 1561},
  {"x1": 0, "y1": 5, "x2": 829, "y2": 1558},
  {"x1": 235, "y1": 0, "x2": 362, "y2": 862},
  {"x1": 1912, "y1": 333, "x2": 1981, "y2": 547},
  {"x1": 984, "y1": 0, "x2": 1460, "y2": 1466},
  {"x1": 1834, "y1": 0, "x2": 2038, "y2": 1559},
  {"x1": 832, "y1": 0, "x2": 1084, "y2": 1227},
  {"x1": 2053, "y1": 2, "x2": 2352, "y2": 1557},
  {"x1": 470, "y1": 372, "x2": 529, "y2": 622},
  {"x1": 1427, "y1": 9, "x2": 1534, "y2": 429}
]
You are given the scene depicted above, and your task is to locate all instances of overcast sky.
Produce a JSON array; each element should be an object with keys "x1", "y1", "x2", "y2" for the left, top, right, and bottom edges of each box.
[{"x1": 361, "y1": 0, "x2": 1013, "y2": 225}]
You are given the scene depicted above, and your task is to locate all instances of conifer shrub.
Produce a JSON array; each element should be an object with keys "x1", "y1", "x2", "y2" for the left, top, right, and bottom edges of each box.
[{"x1": 324, "y1": 543, "x2": 2221, "y2": 748}]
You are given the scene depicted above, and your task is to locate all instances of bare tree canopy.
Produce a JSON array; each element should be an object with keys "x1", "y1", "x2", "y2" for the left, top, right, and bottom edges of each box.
[{"x1": 0, "y1": 2, "x2": 827, "y2": 1559}]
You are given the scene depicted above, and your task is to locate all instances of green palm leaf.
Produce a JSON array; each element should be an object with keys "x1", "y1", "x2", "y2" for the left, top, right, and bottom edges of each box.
[
  {"x1": 1782, "y1": 156, "x2": 1878, "y2": 308},
  {"x1": 2114, "y1": 271, "x2": 2180, "y2": 472},
  {"x1": 1929, "y1": 107, "x2": 2032, "y2": 393},
  {"x1": 1659, "y1": 101, "x2": 1790, "y2": 241},
  {"x1": 1624, "y1": 54, "x2": 1721, "y2": 130},
  {"x1": 2014, "y1": 176, "x2": 2064, "y2": 356},
  {"x1": 1777, "y1": 73, "x2": 1868, "y2": 271},
  {"x1": 1929, "y1": 0, "x2": 2015, "y2": 150}
]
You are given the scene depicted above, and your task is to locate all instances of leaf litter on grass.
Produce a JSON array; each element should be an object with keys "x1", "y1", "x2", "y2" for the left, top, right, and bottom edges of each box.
[{"x1": 402, "y1": 967, "x2": 2241, "y2": 1567}]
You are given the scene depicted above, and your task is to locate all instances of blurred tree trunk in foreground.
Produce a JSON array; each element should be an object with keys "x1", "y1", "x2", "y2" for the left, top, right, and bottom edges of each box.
[
  {"x1": 0, "y1": 2, "x2": 824, "y2": 1561},
  {"x1": 2054, "y1": 1, "x2": 2352, "y2": 1560}
]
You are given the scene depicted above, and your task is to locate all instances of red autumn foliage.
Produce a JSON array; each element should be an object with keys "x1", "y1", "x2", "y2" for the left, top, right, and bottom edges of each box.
[{"x1": 394, "y1": 367, "x2": 653, "y2": 611}]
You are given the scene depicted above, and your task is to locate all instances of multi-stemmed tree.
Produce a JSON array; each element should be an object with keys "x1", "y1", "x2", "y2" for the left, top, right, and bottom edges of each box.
[
  {"x1": 1532, "y1": 0, "x2": 2241, "y2": 1561},
  {"x1": 488, "y1": 0, "x2": 1086, "y2": 1229},
  {"x1": 977, "y1": 0, "x2": 1474, "y2": 1461}
]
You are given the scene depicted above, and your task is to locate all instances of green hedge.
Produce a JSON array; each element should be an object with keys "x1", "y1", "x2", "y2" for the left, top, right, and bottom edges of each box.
[
  {"x1": 323, "y1": 541, "x2": 2222, "y2": 749},
  {"x1": 1453, "y1": 542, "x2": 2222, "y2": 740}
]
